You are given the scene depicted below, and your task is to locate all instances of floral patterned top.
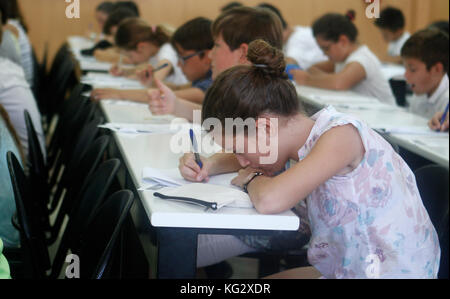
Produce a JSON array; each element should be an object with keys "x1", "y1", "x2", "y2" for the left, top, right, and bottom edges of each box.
[{"x1": 299, "y1": 106, "x2": 440, "y2": 278}]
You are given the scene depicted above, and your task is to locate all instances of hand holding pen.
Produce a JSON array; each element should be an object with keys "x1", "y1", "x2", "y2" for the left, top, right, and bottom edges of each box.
[
  {"x1": 429, "y1": 103, "x2": 449, "y2": 132},
  {"x1": 138, "y1": 63, "x2": 169, "y2": 86}
]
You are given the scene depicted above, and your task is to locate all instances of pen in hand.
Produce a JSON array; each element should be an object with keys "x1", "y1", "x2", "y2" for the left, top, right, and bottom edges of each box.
[
  {"x1": 189, "y1": 129, "x2": 203, "y2": 169},
  {"x1": 146, "y1": 63, "x2": 169, "y2": 79},
  {"x1": 439, "y1": 103, "x2": 449, "y2": 129}
]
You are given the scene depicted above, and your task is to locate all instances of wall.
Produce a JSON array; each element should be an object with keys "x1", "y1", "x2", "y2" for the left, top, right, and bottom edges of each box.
[{"x1": 17, "y1": 0, "x2": 449, "y2": 68}]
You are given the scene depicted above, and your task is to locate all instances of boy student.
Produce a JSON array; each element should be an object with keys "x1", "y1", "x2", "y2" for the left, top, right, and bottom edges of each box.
[
  {"x1": 374, "y1": 7, "x2": 410, "y2": 64},
  {"x1": 91, "y1": 17, "x2": 214, "y2": 104},
  {"x1": 290, "y1": 11, "x2": 397, "y2": 106},
  {"x1": 148, "y1": 6, "x2": 286, "y2": 121},
  {"x1": 257, "y1": 3, "x2": 327, "y2": 70},
  {"x1": 401, "y1": 28, "x2": 449, "y2": 119}
]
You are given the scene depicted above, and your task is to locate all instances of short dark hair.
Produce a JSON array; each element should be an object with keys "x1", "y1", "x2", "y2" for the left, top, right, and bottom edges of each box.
[
  {"x1": 429, "y1": 20, "x2": 449, "y2": 36},
  {"x1": 115, "y1": 18, "x2": 170, "y2": 50},
  {"x1": 96, "y1": 1, "x2": 115, "y2": 14},
  {"x1": 171, "y1": 17, "x2": 213, "y2": 54},
  {"x1": 202, "y1": 39, "x2": 302, "y2": 128},
  {"x1": 257, "y1": 3, "x2": 287, "y2": 30},
  {"x1": 0, "y1": 3, "x2": 6, "y2": 25},
  {"x1": 220, "y1": 2, "x2": 243, "y2": 13},
  {"x1": 103, "y1": 7, "x2": 137, "y2": 35},
  {"x1": 114, "y1": 1, "x2": 140, "y2": 17},
  {"x1": 312, "y1": 10, "x2": 358, "y2": 42},
  {"x1": 212, "y1": 6, "x2": 283, "y2": 51},
  {"x1": 401, "y1": 28, "x2": 449, "y2": 73},
  {"x1": 374, "y1": 7, "x2": 405, "y2": 32}
]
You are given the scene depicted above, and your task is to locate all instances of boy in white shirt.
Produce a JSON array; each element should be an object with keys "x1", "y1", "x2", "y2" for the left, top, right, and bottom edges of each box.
[
  {"x1": 401, "y1": 28, "x2": 449, "y2": 119},
  {"x1": 374, "y1": 7, "x2": 410, "y2": 64}
]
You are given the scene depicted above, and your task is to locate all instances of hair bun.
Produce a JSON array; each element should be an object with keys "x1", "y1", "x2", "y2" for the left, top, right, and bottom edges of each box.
[
  {"x1": 247, "y1": 39, "x2": 287, "y2": 78},
  {"x1": 346, "y1": 10, "x2": 356, "y2": 22}
]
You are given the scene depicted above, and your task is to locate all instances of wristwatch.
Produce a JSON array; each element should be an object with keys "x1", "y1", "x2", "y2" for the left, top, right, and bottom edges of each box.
[{"x1": 243, "y1": 172, "x2": 263, "y2": 193}]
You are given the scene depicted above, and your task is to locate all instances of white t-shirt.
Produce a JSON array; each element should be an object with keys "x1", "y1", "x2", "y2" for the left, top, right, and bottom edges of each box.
[
  {"x1": 388, "y1": 32, "x2": 411, "y2": 57},
  {"x1": 335, "y1": 45, "x2": 396, "y2": 105},
  {"x1": 0, "y1": 29, "x2": 22, "y2": 66},
  {"x1": 284, "y1": 26, "x2": 328, "y2": 69},
  {"x1": 149, "y1": 43, "x2": 189, "y2": 86},
  {"x1": 408, "y1": 74, "x2": 449, "y2": 119},
  {"x1": 7, "y1": 19, "x2": 34, "y2": 87},
  {"x1": 0, "y1": 57, "x2": 45, "y2": 158}
]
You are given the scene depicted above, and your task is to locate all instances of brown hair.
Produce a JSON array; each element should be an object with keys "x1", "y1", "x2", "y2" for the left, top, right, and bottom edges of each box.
[
  {"x1": 202, "y1": 39, "x2": 302, "y2": 127},
  {"x1": 115, "y1": 18, "x2": 170, "y2": 50},
  {"x1": 211, "y1": 6, "x2": 283, "y2": 51},
  {"x1": 401, "y1": 28, "x2": 449, "y2": 74}
]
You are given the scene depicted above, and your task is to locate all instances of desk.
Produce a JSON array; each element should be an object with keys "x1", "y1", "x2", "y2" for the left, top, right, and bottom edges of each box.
[
  {"x1": 98, "y1": 100, "x2": 300, "y2": 278},
  {"x1": 67, "y1": 36, "x2": 113, "y2": 73},
  {"x1": 296, "y1": 85, "x2": 449, "y2": 168}
]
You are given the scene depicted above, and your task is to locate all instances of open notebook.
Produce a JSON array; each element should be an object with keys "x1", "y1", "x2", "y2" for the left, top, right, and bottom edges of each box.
[{"x1": 142, "y1": 167, "x2": 253, "y2": 210}]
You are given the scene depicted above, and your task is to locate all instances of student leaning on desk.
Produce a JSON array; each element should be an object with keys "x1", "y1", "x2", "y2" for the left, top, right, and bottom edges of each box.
[
  {"x1": 289, "y1": 10, "x2": 396, "y2": 106},
  {"x1": 179, "y1": 39, "x2": 440, "y2": 279}
]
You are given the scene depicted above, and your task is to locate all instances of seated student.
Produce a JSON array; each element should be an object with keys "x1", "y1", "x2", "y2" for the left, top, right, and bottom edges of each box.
[
  {"x1": 401, "y1": 28, "x2": 449, "y2": 119},
  {"x1": 109, "y1": 18, "x2": 188, "y2": 87},
  {"x1": 290, "y1": 11, "x2": 396, "y2": 106},
  {"x1": 87, "y1": 1, "x2": 115, "y2": 41},
  {"x1": 92, "y1": 17, "x2": 214, "y2": 104},
  {"x1": 147, "y1": 6, "x2": 286, "y2": 121},
  {"x1": 0, "y1": 238, "x2": 11, "y2": 279},
  {"x1": 0, "y1": 56, "x2": 45, "y2": 159},
  {"x1": 374, "y1": 7, "x2": 411, "y2": 64},
  {"x1": 0, "y1": 104, "x2": 24, "y2": 249},
  {"x1": 257, "y1": 3, "x2": 328, "y2": 70},
  {"x1": 0, "y1": 8, "x2": 21, "y2": 66},
  {"x1": 0, "y1": 0, "x2": 33, "y2": 87},
  {"x1": 180, "y1": 39, "x2": 440, "y2": 278},
  {"x1": 90, "y1": 7, "x2": 138, "y2": 62}
]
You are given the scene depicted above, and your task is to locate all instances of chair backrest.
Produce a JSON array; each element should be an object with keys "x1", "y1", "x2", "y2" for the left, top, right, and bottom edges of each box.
[
  {"x1": 50, "y1": 159, "x2": 121, "y2": 278},
  {"x1": 24, "y1": 110, "x2": 50, "y2": 229},
  {"x1": 414, "y1": 164, "x2": 449, "y2": 278},
  {"x1": 6, "y1": 152, "x2": 51, "y2": 278},
  {"x1": 79, "y1": 190, "x2": 134, "y2": 279}
]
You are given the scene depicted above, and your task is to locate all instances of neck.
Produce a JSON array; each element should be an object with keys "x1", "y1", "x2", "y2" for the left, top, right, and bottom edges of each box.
[
  {"x1": 278, "y1": 113, "x2": 316, "y2": 161},
  {"x1": 427, "y1": 74, "x2": 445, "y2": 98}
]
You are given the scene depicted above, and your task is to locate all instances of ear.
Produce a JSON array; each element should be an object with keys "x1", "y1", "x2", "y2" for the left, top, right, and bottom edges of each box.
[
  {"x1": 338, "y1": 34, "x2": 350, "y2": 46},
  {"x1": 430, "y1": 62, "x2": 444, "y2": 75},
  {"x1": 238, "y1": 43, "x2": 249, "y2": 64},
  {"x1": 201, "y1": 49, "x2": 212, "y2": 63},
  {"x1": 136, "y1": 41, "x2": 148, "y2": 53},
  {"x1": 255, "y1": 116, "x2": 279, "y2": 139}
]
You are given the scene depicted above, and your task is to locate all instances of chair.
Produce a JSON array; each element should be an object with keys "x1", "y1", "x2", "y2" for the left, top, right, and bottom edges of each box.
[
  {"x1": 414, "y1": 164, "x2": 449, "y2": 279},
  {"x1": 50, "y1": 159, "x2": 121, "y2": 279},
  {"x1": 48, "y1": 135, "x2": 111, "y2": 244},
  {"x1": 79, "y1": 190, "x2": 134, "y2": 279},
  {"x1": 7, "y1": 152, "x2": 51, "y2": 279},
  {"x1": 24, "y1": 110, "x2": 51, "y2": 231}
]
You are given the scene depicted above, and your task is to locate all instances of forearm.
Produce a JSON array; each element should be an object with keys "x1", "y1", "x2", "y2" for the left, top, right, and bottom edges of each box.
[
  {"x1": 208, "y1": 153, "x2": 242, "y2": 175},
  {"x1": 303, "y1": 72, "x2": 345, "y2": 90},
  {"x1": 173, "y1": 97, "x2": 202, "y2": 122},
  {"x1": 174, "y1": 88, "x2": 205, "y2": 104},
  {"x1": 117, "y1": 89, "x2": 149, "y2": 102}
]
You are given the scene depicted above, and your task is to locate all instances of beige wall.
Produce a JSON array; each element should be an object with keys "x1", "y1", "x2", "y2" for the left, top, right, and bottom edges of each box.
[{"x1": 17, "y1": 0, "x2": 449, "y2": 68}]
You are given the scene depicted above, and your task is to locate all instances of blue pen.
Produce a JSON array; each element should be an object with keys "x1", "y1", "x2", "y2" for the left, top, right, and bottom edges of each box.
[
  {"x1": 439, "y1": 102, "x2": 449, "y2": 127},
  {"x1": 189, "y1": 129, "x2": 203, "y2": 169}
]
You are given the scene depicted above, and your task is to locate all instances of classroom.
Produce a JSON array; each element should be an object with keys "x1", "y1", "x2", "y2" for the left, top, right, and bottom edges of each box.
[{"x1": 0, "y1": 0, "x2": 448, "y2": 283}]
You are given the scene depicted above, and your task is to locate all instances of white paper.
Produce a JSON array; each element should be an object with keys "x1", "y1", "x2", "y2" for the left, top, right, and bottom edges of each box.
[{"x1": 375, "y1": 126, "x2": 449, "y2": 136}]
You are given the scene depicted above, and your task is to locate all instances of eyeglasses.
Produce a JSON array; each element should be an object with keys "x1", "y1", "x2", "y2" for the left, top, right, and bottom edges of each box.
[{"x1": 177, "y1": 50, "x2": 205, "y2": 65}]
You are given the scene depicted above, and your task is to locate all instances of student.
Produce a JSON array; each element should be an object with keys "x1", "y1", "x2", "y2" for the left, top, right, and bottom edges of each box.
[
  {"x1": 374, "y1": 7, "x2": 411, "y2": 63},
  {"x1": 180, "y1": 39, "x2": 440, "y2": 278},
  {"x1": 401, "y1": 28, "x2": 449, "y2": 119},
  {"x1": 90, "y1": 7, "x2": 138, "y2": 62},
  {"x1": 148, "y1": 6, "x2": 285, "y2": 121},
  {"x1": 0, "y1": 8, "x2": 21, "y2": 66},
  {"x1": 92, "y1": 1, "x2": 115, "y2": 37},
  {"x1": 110, "y1": 17, "x2": 188, "y2": 87},
  {"x1": 0, "y1": 0, "x2": 33, "y2": 87},
  {"x1": 257, "y1": 3, "x2": 327, "y2": 69},
  {"x1": 0, "y1": 104, "x2": 24, "y2": 249},
  {"x1": 0, "y1": 56, "x2": 45, "y2": 159},
  {"x1": 0, "y1": 238, "x2": 11, "y2": 279},
  {"x1": 92, "y1": 17, "x2": 214, "y2": 104},
  {"x1": 290, "y1": 11, "x2": 396, "y2": 106}
]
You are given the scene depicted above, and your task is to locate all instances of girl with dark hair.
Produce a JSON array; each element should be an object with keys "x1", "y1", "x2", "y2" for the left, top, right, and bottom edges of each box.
[
  {"x1": 290, "y1": 11, "x2": 396, "y2": 106},
  {"x1": 110, "y1": 18, "x2": 188, "y2": 87},
  {"x1": 180, "y1": 39, "x2": 440, "y2": 278}
]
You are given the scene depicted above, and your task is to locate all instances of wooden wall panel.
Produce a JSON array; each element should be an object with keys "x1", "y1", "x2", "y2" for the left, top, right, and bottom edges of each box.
[{"x1": 16, "y1": 0, "x2": 449, "y2": 68}]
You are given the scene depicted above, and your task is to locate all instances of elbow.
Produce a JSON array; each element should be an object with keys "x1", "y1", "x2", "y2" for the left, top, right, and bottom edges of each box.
[
  {"x1": 332, "y1": 78, "x2": 352, "y2": 91},
  {"x1": 251, "y1": 190, "x2": 283, "y2": 215}
]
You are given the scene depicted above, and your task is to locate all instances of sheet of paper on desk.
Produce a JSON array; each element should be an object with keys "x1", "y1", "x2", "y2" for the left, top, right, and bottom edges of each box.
[
  {"x1": 306, "y1": 94, "x2": 378, "y2": 104},
  {"x1": 81, "y1": 73, "x2": 145, "y2": 89},
  {"x1": 375, "y1": 126, "x2": 449, "y2": 136},
  {"x1": 98, "y1": 122, "x2": 192, "y2": 134},
  {"x1": 156, "y1": 183, "x2": 253, "y2": 210}
]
